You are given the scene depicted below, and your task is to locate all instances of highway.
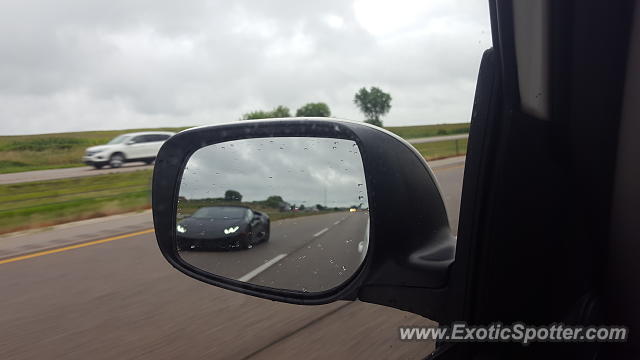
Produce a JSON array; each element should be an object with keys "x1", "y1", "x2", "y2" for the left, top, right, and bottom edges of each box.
[
  {"x1": 0, "y1": 135, "x2": 467, "y2": 185},
  {"x1": 181, "y1": 211, "x2": 369, "y2": 292},
  {"x1": 0, "y1": 156, "x2": 464, "y2": 359}
]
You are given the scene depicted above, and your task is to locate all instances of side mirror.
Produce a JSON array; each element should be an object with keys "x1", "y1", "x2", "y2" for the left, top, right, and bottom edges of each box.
[
  {"x1": 152, "y1": 118, "x2": 455, "y2": 321},
  {"x1": 125, "y1": 140, "x2": 135, "y2": 145}
]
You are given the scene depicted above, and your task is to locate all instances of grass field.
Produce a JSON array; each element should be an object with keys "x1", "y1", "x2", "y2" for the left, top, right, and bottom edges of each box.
[
  {"x1": 0, "y1": 170, "x2": 152, "y2": 234},
  {"x1": 0, "y1": 123, "x2": 468, "y2": 174},
  {"x1": 414, "y1": 138, "x2": 468, "y2": 160}
]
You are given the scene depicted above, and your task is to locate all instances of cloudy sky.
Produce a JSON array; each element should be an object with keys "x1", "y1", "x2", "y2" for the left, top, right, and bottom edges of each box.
[
  {"x1": 179, "y1": 137, "x2": 368, "y2": 208},
  {"x1": 0, "y1": 0, "x2": 491, "y2": 135}
]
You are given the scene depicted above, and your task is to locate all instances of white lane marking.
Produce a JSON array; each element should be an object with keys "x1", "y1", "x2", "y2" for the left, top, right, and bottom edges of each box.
[
  {"x1": 313, "y1": 228, "x2": 329, "y2": 237},
  {"x1": 237, "y1": 253, "x2": 288, "y2": 282},
  {"x1": 333, "y1": 221, "x2": 341, "y2": 225}
]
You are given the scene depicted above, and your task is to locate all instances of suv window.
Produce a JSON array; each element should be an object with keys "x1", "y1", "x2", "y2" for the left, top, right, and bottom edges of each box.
[
  {"x1": 149, "y1": 134, "x2": 170, "y2": 142},
  {"x1": 129, "y1": 135, "x2": 146, "y2": 144}
]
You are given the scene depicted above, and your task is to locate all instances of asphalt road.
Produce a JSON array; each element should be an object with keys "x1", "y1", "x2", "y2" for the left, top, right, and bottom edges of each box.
[
  {"x1": 181, "y1": 211, "x2": 369, "y2": 292},
  {"x1": 0, "y1": 135, "x2": 467, "y2": 185},
  {"x1": 0, "y1": 157, "x2": 464, "y2": 359}
]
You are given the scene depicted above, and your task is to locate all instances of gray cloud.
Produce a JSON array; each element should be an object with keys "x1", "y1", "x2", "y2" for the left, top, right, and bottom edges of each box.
[
  {"x1": 0, "y1": 0, "x2": 491, "y2": 135},
  {"x1": 179, "y1": 137, "x2": 368, "y2": 208}
]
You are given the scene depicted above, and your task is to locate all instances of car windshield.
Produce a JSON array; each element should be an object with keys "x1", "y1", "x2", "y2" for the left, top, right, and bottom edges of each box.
[
  {"x1": 191, "y1": 207, "x2": 247, "y2": 220},
  {"x1": 107, "y1": 135, "x2": 131, "y2": 145}
]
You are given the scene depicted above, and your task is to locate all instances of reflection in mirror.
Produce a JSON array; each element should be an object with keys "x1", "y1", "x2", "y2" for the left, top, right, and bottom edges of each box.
[{"x1": 177, "y1": 137, "x2": 369, "y2": 293}]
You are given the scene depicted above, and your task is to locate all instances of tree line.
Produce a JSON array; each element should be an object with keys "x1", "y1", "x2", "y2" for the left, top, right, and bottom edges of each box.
[{"x1": 241, "y1": 86, "x2": 392, "y2": 127}]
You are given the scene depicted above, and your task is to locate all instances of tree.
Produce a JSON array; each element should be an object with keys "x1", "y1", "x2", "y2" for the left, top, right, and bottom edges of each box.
[
  {"x1": 264, "y1": 195, "x2": 284, "y2": 208},
  {"x1": 270, "y1": 105, "x2": 291, "y2": 118},
  {"x1": 299, "y1": 204, "x2": 305, "y2": 211},
  {"x1": 242, "y1": 105, "x2": 291, "y2": 120},
  {"x1": 316, "y1": 204, "x2": 325, "y2": 210},
  {"x1": 353, "y1": 87, "x2": 392, "y2": 127},
  {"x1": 295, "y1": 102, "x2": 331, "y2": 117},
  {"x1": 224, "y1": 190, "x2": 242, "y2": 202}
]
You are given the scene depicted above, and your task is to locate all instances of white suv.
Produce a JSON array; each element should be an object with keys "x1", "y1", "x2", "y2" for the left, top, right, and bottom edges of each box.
[{"x1": 83, "y1": 131, "x2": 175, "y2": 169}]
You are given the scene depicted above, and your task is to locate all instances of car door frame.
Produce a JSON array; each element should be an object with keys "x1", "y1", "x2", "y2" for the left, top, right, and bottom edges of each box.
[{"x1": 432, "y1": 1, "x2": 635, "y2": 358}]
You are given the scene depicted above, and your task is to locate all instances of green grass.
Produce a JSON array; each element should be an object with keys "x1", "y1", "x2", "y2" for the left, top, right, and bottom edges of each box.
[
  {"x1": 0, "y1": 123, "x2": 468, "y2": 174},
  {"x1": 0, "y1": 170, "x2": 152, "y2": 234},
  {"x1": 412, "y1": 138, "x2": 468, "y2": 160}
]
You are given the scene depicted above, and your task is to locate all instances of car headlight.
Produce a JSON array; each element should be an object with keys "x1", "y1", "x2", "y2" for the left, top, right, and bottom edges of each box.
[
  {"x1": 224, "y1": 226, "x2": 239, "y2": 235},
  {"x1": 176, "y1": 224, "x2": 187, "y2": 233}
]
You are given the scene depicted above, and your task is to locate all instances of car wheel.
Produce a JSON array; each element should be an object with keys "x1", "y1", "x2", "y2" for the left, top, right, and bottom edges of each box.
[{"x1": 109, "y1": 153, "x2": 125, "y2": 168}]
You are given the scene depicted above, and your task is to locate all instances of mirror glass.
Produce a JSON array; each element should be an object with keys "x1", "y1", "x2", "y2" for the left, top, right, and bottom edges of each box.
[{"x1": 176, "y1": 137, "x2": 370, "y2": 293}]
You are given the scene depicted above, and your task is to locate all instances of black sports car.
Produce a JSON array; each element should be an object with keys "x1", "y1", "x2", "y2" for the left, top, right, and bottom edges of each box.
[{"x1": 176, "y1": 206, "x2": 270, "y2": 251}]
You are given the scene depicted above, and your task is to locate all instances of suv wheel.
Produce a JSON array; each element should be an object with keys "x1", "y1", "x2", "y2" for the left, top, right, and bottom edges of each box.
[{"x1": 109, "y1": 153, "x2": 125, "y2": 168}]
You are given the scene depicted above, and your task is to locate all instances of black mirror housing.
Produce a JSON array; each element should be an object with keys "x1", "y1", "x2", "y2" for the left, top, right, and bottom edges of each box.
[{"x1": 152, "y1": 118, "x2": 455, "y2": 321}]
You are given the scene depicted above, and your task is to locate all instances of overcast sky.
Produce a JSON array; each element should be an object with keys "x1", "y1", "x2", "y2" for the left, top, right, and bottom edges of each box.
[
  {"x1": 179, "y1": 137, "x2": 368, "y2": 208},
  {"x1": 0, "y1": 0, "x2": 491, "y2": 135}
]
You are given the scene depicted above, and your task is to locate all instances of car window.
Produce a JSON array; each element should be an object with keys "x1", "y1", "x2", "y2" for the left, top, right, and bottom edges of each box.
[{"x1": 107, "y1": 135, "x2": 130, "y2": 145}]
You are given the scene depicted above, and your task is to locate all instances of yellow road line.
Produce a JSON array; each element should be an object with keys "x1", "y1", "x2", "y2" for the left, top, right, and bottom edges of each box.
[{"x1": 0, "y1": 228, "x2": 154, "y2": 265}]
